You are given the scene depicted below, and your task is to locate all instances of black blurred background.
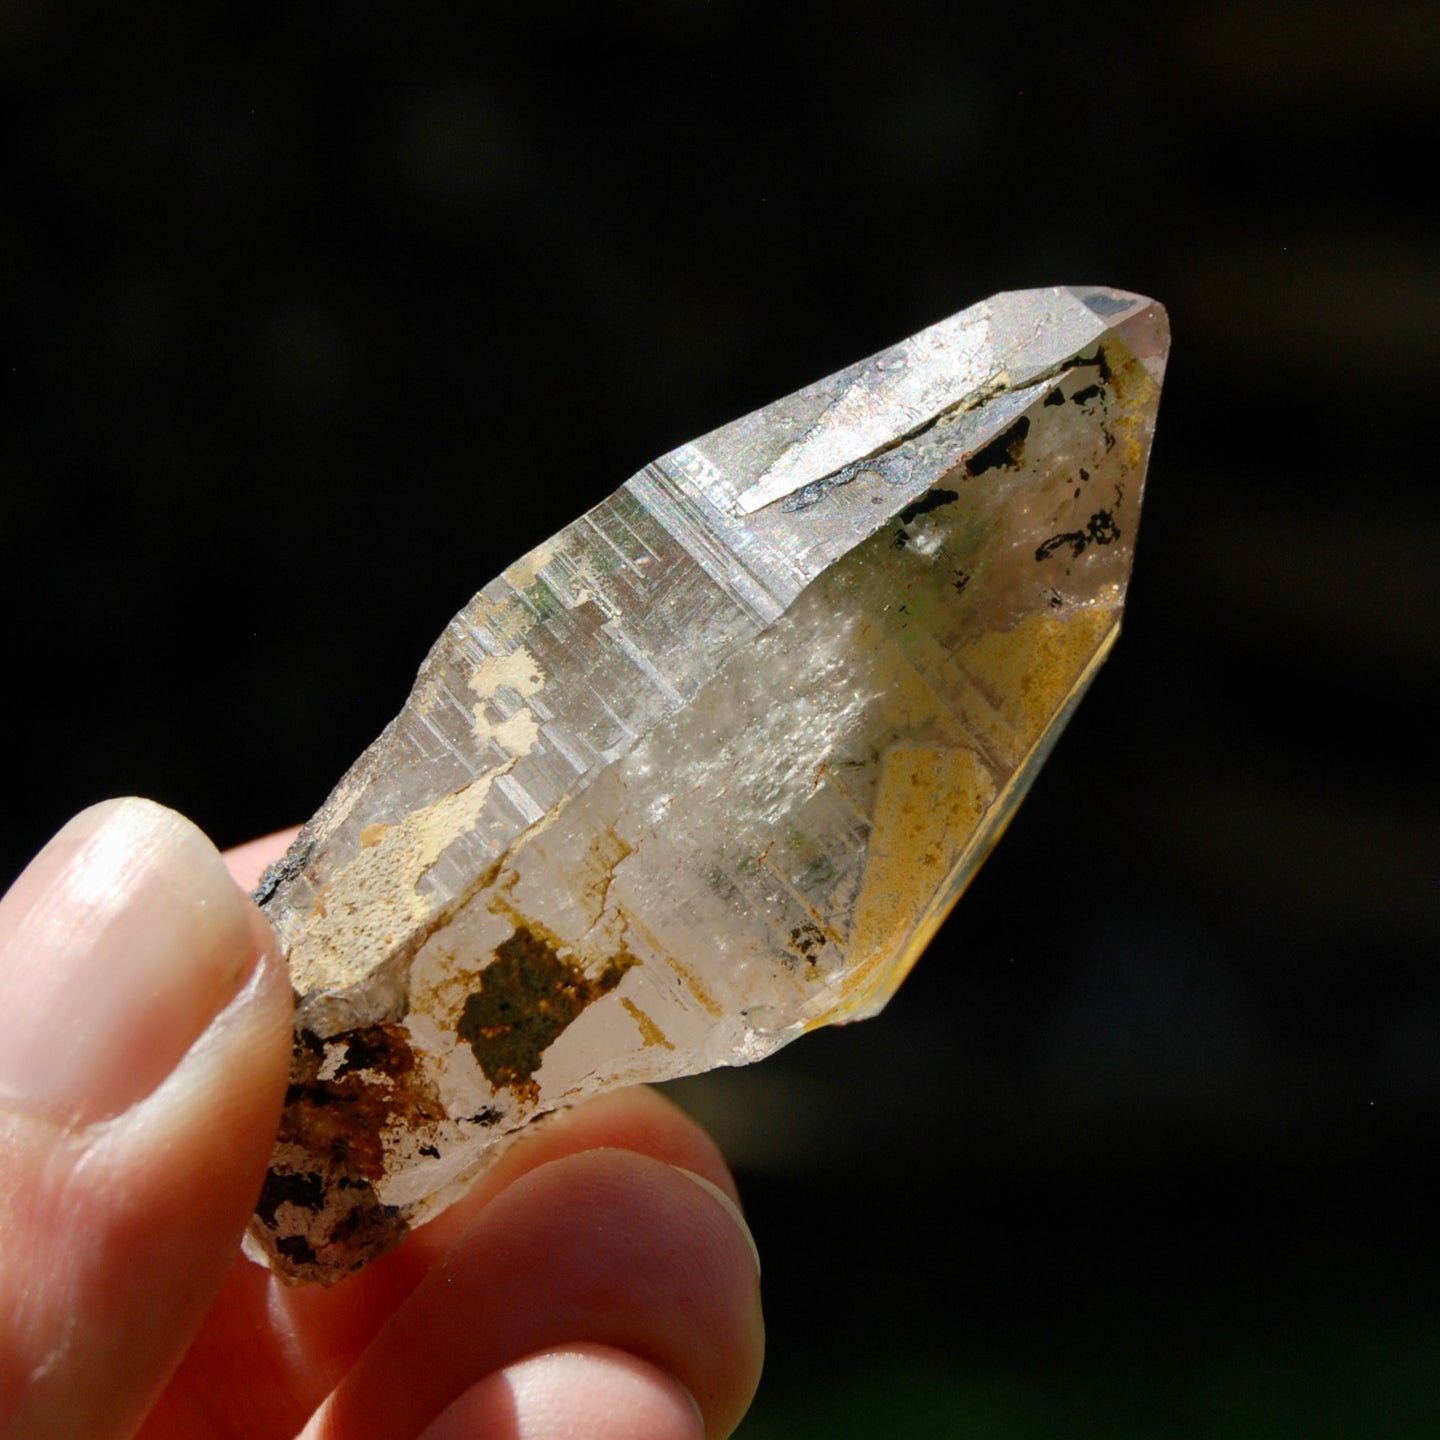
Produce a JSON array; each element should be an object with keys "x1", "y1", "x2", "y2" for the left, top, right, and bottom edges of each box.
[{"x1": 3, "y1": 3, "x2": 1437, "y2": 1434}]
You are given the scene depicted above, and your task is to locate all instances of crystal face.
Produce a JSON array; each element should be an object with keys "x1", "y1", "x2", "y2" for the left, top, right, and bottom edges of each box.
[{"x1": 246, "y1": 286, "x2": 1169, "y2": 1283}]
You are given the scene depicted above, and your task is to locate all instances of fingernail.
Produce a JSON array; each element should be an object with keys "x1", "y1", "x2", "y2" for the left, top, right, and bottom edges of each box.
[
  {"x1": 0, "y1": 797, "x2": 263, "y2": 1122},
  {"x1": 670, "y1": 1166, "x2": 762, "y2": 1277}
]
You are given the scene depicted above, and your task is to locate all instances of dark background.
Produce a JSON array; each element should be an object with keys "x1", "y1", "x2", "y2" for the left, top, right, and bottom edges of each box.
[{"x1": 4, "y1": 3, "x2": 1437, "y2": 1434}]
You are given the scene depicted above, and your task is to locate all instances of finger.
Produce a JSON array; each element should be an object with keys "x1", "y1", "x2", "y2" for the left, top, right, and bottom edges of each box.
[
  {"x1": 148, "y1": 1087, "x2": 756, "y2": 1438},
  {"x1": 301, "y1": 1146, "x2": 764, "y2": 1440},
  {"x1": 0, "y1": 798, "x2": 292, "y2": 1439},
  {"x1": 282, "y1": 1087, "x2": 749, "y2": 1379},
  {"x1": 407, "y1": 1084, "x2": 746, "y2": 1268},
  {"x1": 416, "y1": 1343, "x2": 705, "y2": 1440}
]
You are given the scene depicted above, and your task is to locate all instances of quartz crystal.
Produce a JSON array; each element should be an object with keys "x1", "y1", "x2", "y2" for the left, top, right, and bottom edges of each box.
[{"x1": 246, "y1": 286, "x2": 1169, "y2": 1283}]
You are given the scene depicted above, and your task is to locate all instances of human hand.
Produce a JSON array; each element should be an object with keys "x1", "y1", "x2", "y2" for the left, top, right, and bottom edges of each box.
[{"x1": 0, "y1": 798, "x2": 763, "y2": 1438}]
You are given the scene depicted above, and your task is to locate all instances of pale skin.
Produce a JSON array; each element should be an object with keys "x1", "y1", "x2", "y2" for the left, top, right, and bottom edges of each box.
[{"x1": 0, "y1": 799, "x2": 764, "y2": 1439}]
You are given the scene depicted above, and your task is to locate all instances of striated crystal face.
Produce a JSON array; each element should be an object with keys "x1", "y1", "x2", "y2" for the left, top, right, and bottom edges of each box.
[{"x1": 246, "y1": 286, "x2": 1169, "y2": 1283}]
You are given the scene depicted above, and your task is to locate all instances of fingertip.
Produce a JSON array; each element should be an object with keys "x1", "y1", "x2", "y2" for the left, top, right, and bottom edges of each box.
[
  {"x1": 37, "y1": 907, "x2": 296, "y2": 1433},
  {"x1": 412, "y1": 1085, "x2": 744, "y2": 1267},
  {"x1": 0, "y1": 796, "x2": 264, "y2": 1122},
  {"x1": 0, "y1": 799, "x2": 295, "y2": 1436},
  {"x1": 668, "y1": 1167, "x2": 761, "y2": 1277},
  {"x1": 312, "y1": 1147, "x2": 764, "y2": 1440},
  {"x1": 564, "y1": 1087, "x2": 744, "y2": 1206},
  {"x1": 416, "y1": 1344, "x2": 705, "y2": 1440}
]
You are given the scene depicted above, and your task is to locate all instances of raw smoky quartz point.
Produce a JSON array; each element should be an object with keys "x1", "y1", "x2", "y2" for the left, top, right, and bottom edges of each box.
[{"x1": 246, "y1": 286, "x2": 1169, "y2": 1283}]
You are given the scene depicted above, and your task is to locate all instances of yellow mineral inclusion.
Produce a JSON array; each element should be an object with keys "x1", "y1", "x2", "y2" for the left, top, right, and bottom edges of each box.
[
  {"x1": 566, "y1": 895, "x2": 719, "y2": 1021},
  {"x1": 621, "y1": 996, "x2": 676, "y2": 1050},
  {"x1": 834, "y1": 743, "x2": 998, "y2": 1019},
  {"x1": 958, "y1": 603, "x2": 1119, "y2": 756},
  {"x1": 290, "y1": 774, "x2": 504, "y2": 993},
  {"x1": 1107, "y1": 351, "x2": 1160, "y2": 470},
  {"x1": 504, "y1": 540, "x2": 562, "y2": 593},
  {"x1": 467, "y1": 645, "x2": 545, "y2": 751},
  {"x1": 822, "y1": 603, "x2": 1121, "y2": 1023},
  {"x1": 287, "y1": 646, "x2": 556, "y2": 996}
]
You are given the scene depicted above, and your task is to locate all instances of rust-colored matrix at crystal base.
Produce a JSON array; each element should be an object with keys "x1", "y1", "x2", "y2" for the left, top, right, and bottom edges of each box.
[{"x1": 246, "y1": 287, "x2": 1170, "y2": 1283}]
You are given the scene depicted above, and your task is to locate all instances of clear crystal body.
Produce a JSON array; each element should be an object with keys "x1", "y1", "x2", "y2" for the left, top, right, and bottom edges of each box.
[{"x1": 247, "y1": 287, "x2": 1169, "y2": 1282}]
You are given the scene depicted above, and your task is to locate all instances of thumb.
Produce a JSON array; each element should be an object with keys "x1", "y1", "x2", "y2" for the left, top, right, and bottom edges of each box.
[{"x1": 0, "y1": 798, "x2": 292, "y2": 1439}]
